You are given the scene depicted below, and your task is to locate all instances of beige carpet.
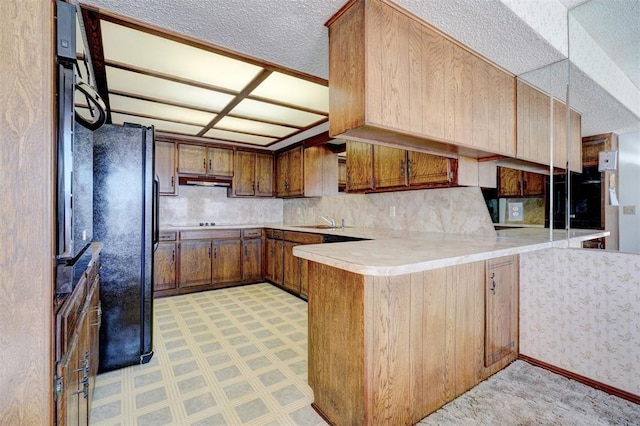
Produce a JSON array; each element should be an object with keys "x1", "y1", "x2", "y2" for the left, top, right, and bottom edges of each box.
[
  {"x1": 419, "y1": 360, "x2": 640, "y2": 425},
  {"x1": 90, "y1": 283, "x2": 639, "y2": 425}
]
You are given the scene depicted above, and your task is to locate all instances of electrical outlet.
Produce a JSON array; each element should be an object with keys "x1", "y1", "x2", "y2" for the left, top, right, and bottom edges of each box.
[
  {"x1": 390, "y1": 206, "x2": 396, "y2": 217},
  {"x1": 623, "y1": 205, "x2": 636, "y2": 215}
]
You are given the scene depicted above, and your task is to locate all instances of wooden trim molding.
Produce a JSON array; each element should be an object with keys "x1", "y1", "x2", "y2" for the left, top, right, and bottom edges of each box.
[{"x1": 518, "y1": 355, "x2": 640, "y2": 405}]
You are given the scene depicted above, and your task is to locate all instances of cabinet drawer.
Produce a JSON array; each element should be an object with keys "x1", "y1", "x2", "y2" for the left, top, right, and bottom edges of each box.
[
  {"x1": 180, "y1": 229, "x2": 241, "y2": 240},
  {"x1": 242, "y1": 228, "x2": 262, "y2": 239},
  {"x1": 159, "y1": 232, "x2": 176, "y2": 241},
  {"x1": 266, "y1": 229, "x2": 284, "y2": 239},
  {"x1": 283, "y1": 231, "x2": 323, "y2": 244}
]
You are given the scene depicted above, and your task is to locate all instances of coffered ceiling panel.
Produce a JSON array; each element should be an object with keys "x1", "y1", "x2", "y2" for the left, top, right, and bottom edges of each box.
[
  {"x1": 105, "y1": 67, "x2": 236, "y2": 111},
  {"x1": 78, "y1": 10, "x2": 329, "y2": 148},
  {"x1": 109, "y1": 94, "x2": 216, "y2": 125},
  {"x1": 230, "y1": 99, "x2": 326, "y2": 127},
  {"x1": 203, "y1": 128, "x2": 278, "y2": 146},
  {"x1": 111, "y1": 112, "x2": 204, "y2": 135},
  {"x1": 101, "y1": 21, "x2": 263, "y2": 91}
]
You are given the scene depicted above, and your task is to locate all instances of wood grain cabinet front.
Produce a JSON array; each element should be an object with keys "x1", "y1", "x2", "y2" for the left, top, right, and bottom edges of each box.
[
  {"x1": 212, "y1": 239, "x2": 242, "y2": 287},
  {"x1": 55, "y1": 249, "x2": 101, "y2": 426},
  {"x1": 276, "y1": 144, "x2": 337, "y2": 198},
  {"x1": 154, "y1": 242, "x2": 177, "y2": 291},
  {"x1": 327, "y1": 0, "x2": 516, "y2": 159},
  {"x1": 177, "y1": 144, "x2": 234, "y2": 177},
  {"x1": 497, "y1": 167, "x2": 545, "y2": 197},
  {"x1": 233, "y1": 150, "x2": 274, "y2": 197},
  {"x1": 155, "y1": 140, "x2": 177, "y2": 195},
  {"x1": 178, "y1": 240, "x2": 213, "y2": 288}
]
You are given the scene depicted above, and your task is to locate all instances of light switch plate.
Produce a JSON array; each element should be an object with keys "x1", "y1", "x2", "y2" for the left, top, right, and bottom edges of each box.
[
  {"x1": 623, "y1": 205, "x2": 636, "y2": 215},
  {"x1": 598, "y1": 151, "x2": 618, "y2": 171}
]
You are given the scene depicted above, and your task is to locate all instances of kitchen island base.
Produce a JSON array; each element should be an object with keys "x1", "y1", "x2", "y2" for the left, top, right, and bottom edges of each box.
[{"x1": 308, "y1": 256, "x2": 518, "y2": 425}]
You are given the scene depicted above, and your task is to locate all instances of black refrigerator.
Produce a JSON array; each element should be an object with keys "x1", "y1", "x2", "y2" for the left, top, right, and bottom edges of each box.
[{"x1": 93, "y1": 123, "x2": 158, "y2": 372}]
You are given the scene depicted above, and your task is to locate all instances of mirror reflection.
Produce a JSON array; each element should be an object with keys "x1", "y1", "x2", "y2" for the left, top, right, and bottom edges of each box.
[{"x1": 512, "y1": 0, "x2": 639, "y2": 253}]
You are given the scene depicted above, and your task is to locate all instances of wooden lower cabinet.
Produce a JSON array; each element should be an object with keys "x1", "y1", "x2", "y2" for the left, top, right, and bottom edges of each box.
[
  {"x1": 308, "y1": 255, "x2": 519, "y2": 425},
  {"x1": 154, "y1": 241, "x2": 177, "y2": 291},
  {"x1": 212, "y1": 239, "x2": 242, "y2": 286},
  {"x1": 485, "y1": 256, "x2": 519, "y2": 367},
  {"x1": 283, "y1": 241, "x2": 301, "y2": 293},
  {"x1": 55, "y1": 249, "x2": 101, "y2": 426},
  {"x1": 242, "y1": 238, "x2": 262, "y2": 281},
  {"x1": 178, "y1": 240, "x2": 213, "y2": 288}
]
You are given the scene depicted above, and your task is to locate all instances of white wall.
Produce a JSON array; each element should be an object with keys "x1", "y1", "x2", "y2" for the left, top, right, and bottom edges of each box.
[
  {"x1": 520, "y1": 248, "x2": 640, "y2": 396},
  {"x1": 618, "y1": 132, "x2": 640, "y2": 253}
]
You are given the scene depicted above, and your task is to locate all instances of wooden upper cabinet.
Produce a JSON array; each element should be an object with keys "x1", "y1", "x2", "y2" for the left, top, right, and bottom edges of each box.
[
  {"x1": 327, "y1": 0, "x2": 516, "y2": 158},
  {"x1": 208, "y1": 147, "x2": 233, "y2": 177},
  {"x1": 516, "y1": 80, "x2": 582, "y2": 173},
  {"x1": 582, "y1": 133, "x2": 616, "y2": 167},
  {"x1": 255, "y1": 153, "x2": 274, "y2": 196},
  {"x1": 407, "y1": 151, "x2": 452, "y2": 186},
  {"x1": 346, "y1": 141, "x2": 373, "y2": 192},
  {"x1": 234, "y1": 150, "x2": 257, "y2": 196},
  {"x1": 155, "y1": 140, "x2": 177, "y2": 195},
  {"x1": 373, "y1": 145, "x2": 407, "y2": 189},
  {"x1": 275, "y1": 144, "x2": 337, "y2": 198},
  {"x1": 178, "y1": 144, "x2": 207, "y2": 175},
  {"x1": 497, "y1": 167, "x2": 545, "y2": 197},
  {"x1": 177, "y1": 144, "x2": 234, "y2": 176}
]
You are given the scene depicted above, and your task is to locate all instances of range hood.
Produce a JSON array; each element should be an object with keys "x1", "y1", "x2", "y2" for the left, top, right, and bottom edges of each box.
[{"x1": 178, "y1": 176, "x2": 232, "y2": 187}]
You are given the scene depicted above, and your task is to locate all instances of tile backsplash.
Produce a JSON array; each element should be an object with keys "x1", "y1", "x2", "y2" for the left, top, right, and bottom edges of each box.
[
  {"x1": 283, "y1": 186, "x2": 496, "y2": 236},
  {"x1": 159, "y1": 186, "x2": 283, "y2": 226}
]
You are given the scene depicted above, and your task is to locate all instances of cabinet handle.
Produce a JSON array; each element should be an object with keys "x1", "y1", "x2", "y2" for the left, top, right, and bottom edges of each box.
[
  {"x1": 244, "y1": 245, "x2": 248, "y2": 256},
  {"x1": 490, "y1": 272, "x2": 497, "y2": 294},
  {"x1": 209, "y1": 159, "x2": 212, "y2": 170},
  {"x1": 214, "y1": 247, "x2": 217, "y2": 258},
  {"x1": 407, "y1": 160, "x2": 412, "y2": 176},
  {"x1": 203, "y1": 158, "x2": 206, "y2": 170},
  {"x1": 208, "y1": 247, "x2": 211, "y2": 259},
  {"x1": 256, "y1": 181, "x2": 260, "y2": 192},
  {"x1": 171, "y1": 175, "x2": 174, "y2": 188},
  {"x1": 400, "y1": 160, "x2": 405, "y2": 177},
  {"x1": 172, "y1": 249, "x2": 175, "y2": 263}
]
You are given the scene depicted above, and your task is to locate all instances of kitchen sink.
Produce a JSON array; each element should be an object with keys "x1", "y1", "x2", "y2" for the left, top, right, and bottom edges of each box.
[{"x1": 296, "y1": 225, "x2": 354, "y2": 230}]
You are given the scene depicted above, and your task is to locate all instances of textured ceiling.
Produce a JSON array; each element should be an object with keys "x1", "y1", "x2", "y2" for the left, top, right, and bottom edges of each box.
[{"x1": 80, "y1": 0, "x2": 639, "y2": 138}]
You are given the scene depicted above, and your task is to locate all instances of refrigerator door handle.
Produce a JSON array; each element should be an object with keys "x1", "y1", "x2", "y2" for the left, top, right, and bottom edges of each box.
[{"x1": 153, "y1": 174, "x2": 160, "y2": 250}]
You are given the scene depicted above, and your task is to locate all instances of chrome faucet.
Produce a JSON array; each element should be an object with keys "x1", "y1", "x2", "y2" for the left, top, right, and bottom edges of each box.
[{"x1": 319, "y1": 215, "x2": 336, "y2": 228}]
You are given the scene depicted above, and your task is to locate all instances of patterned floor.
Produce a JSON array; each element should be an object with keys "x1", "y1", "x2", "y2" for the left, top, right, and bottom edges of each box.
[{"x1": 89, "y1": 283, "x2": 327, "y2": 426}]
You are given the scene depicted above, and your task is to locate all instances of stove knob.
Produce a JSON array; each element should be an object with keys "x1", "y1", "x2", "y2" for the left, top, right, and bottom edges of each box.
[{"x1": 199, "y1": 222, "x2": 204, "y2": 226}]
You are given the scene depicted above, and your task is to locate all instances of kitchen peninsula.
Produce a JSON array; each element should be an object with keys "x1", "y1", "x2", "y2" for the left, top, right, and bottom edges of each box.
[{"x1": 293, "y1": 227, "x2": 607, "y2": 425}]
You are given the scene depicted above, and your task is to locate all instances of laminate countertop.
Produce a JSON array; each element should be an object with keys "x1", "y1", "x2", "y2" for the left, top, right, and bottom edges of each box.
[
  {"x1": 292, "y1": 227, "x2": 609, "y2": 276},
  {"x1": 161, "y1": 223, "x2": 607, "y2": 277}
]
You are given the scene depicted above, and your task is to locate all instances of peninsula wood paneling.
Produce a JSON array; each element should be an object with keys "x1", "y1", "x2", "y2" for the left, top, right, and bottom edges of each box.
[
  {"x1": 308, "y1": 259, "x2": 518, "y2": 425},
  {"x1": 0, "y1": 1, "x2": 54, "y2": 424}
]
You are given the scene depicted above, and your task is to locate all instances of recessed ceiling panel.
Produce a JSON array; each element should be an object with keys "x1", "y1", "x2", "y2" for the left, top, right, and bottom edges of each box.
[
  {"x1": 111, "y1": 112, "x2": 203, "y2": 135},
  {"x1": 231, "y1": 99, "x2": 326, "y2": 127},
  {"x1": 215, "y1": 117, "x2": 296, "y2": 138},
  {"x1": 203, "y1": 128, "x2": 277, "y2": 146},
  {"x1": 101, "y1": 21, "x2": 263, "y2": 91},
  {"x1": 106, "y1": 67, "x2": 234, "y2": 111},
  {"x1": 109, "y1": 94, "x2": 216, "y2": 125},
  {"x1": 250, "y1": 72, "x2": 329, "y2": 112}
]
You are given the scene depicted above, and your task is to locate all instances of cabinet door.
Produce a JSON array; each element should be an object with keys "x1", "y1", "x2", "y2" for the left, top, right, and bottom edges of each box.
[
  {"x1": 243, "y1": 239, "x2": 262, "y2": 281},
  {"x1": 273, "y1": 239, "x2": 285, "y2": 286},
  {"x1": 155, "y1": 141, "x2": 177, "y2": 195},
  {"x1": 212, "y1": 239, "x2": 242, "y2": 286},
  {"x1": 497, "y1": 167, "x2": 521, "y2": 197},
  {"x1": 87, "y1": 278, "x2": 100, "y2": 403},
  {"x1": 154, "y1": 242, "x2": 177, "y2": 291},
  {"x1": 553, "y1": 99, "x2": 568, "y2": 170},
  {"x1": 346, "y1": 141, "x2": 373, "y2": 191},
  {"x1": 283, "y1": 241, "x2": 301, "y2": 294},
  {"x1": 265, "y1": 238, "x2": 276, "y2": 283},
  {"x1": 208, "y1": 147, "x2": 234, "y2": 177},
  {"x1": 522, "y1": 172, "x2": 545, "y2": 196},
  {"x1": 373, "y1": 145, "x2": 407, "y2": 188},
  {"x1": 234, "y1": 151, "x2": 256, "y2": 196},
  {"x1": 255, "y1": 153, "x2": 274, "y2": 196},
  {"x1": 516, "y1": 81, "x2": 551, "y2": 166},
  {"x1": 178, "y1": 144, "x2": 207, "y2": 174},
  {"x1": 178, "y1": 240, "x2": 212, "y2": 288},
  {"x1": 287, "y1": 145, "x2": 304, "y2": 197},
  {"x1": 407, "y1": 151, "x2": 452, "y2": 185},
  {"x1": 485, "y1": 255, "x2": 518, "y2": 367},
  {"x1": 569, "y1": 108, "x2": 582, "y2": 173},
  {"x1": 300, "y1": 259, "x2": 310, "y2": 298},
  {"x1": 338, "y1": 158, "x2": 347, "y2": 191},
  {"x1": 275, "y1": 151, "x2": 289, "y2": 197}
]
